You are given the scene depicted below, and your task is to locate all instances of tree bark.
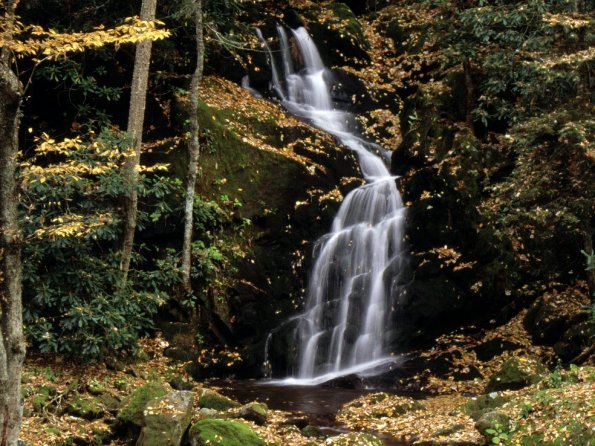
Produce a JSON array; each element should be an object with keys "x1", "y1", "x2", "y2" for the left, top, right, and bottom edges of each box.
[
  {"x1": 0, "y1": 2, "x2": 26, "y2": 444},
  {"x1": 119, "y1": 0, "x2": 158, "y2": 285},
  {"x1": 181, "y1": 0, "x2": 204, "y2": 292}
]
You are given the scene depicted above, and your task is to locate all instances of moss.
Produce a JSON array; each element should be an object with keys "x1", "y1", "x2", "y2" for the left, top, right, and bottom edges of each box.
[
  {"x1": 302, "y1": 425, "x2": 325, "y2": 438},
  {"x1": 329, "y1": 3, "x2": 370, "y2": 50},
  {"x1": 117, "y1": 382, "x2": 168, "y2": 427},
  {"x1": 198, "y1": 389, "x2": 240, "y2": 411},
  {"x1": 486, "y1": 358, "x2": 543, "y2": 393},
  {"x1": 32, "y1": 385, "x2": 56, "y2": 413},
  {"x1": 463, "y1": 393, "x2": 511, "y2": 421},
  {"x1": 66, "y1": 393, "x2": 104, "y2": 420},
  {"x1": 189, "y1": 419, "x2": 266, "y2": 446}
]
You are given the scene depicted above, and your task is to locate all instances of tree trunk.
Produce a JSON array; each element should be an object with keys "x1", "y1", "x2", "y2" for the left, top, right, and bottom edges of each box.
[
  {"x1": 0, "y1": 2, "x2": 26, "y2": 443},
  {"x1": 120, "y1": 0, "x2": 158, "y2": 285},
  {"x1": 463, "y1": 57, "x2": 474, "y2": 129},
  {"x1": 181, "y1": 0, "x2": 204, "y2": 292}
]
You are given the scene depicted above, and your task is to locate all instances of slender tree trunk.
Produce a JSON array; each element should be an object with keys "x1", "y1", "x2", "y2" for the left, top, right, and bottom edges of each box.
[
  {"x1": 463, "y1": 57, "x2": 474, "y2": 129},
  {"x1": 120, "y1": 0, "x2": 158, "y2": 285},
  {"x1": 0, "y1": 2, "x2": 26, "y2": 444},
  {"x1": 181, "y1": 0, "x2": 204, "y2": 292}
]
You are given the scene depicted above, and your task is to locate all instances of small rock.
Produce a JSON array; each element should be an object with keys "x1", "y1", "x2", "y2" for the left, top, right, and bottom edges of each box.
[{"x1": 196, "y1": 408, "x2": 222, "y2": 420}]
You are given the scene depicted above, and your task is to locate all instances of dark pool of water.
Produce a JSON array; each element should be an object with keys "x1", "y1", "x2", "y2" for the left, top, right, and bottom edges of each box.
[{"x1": 210, "y1": 379, "x2": 418, "y2": 446}]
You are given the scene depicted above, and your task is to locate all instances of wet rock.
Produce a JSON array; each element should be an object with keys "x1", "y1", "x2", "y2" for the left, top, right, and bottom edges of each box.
[
  {"x1": 281, "y1": 417, "x2": 310, "y2": 429},
  {"x1": 233, "y1": 402, "x2": 268, "y2": 425},
  {"x1": 136, "y1": 391, "x2": 193, "y2": 446},
  {"x1": 197, "y1": 389, "x2": 240, "y2": 411},
  {"x1": 188, "y1": 419, "x2": 266, "y2": 446},
  {"x1": 485, "y1": 358, "x2": 543, "y2": 393}
]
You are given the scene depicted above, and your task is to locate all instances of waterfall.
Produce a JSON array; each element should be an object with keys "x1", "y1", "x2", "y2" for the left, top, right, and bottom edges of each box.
[{"x1": 254, "y1": 26, "x2": 408, "y2": 383}]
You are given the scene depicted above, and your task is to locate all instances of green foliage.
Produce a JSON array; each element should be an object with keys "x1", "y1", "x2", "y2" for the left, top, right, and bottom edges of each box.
[
  {"x1": 20, "y1": 130, "x2": 177, "y2": 360},
  {"x1": 486, "y1": 423, "x2": 510, "y2": 445}
]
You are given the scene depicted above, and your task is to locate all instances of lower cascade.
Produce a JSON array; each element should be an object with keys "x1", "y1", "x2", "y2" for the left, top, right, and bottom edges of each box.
[{"x1": 253, "y1": 26, "x2": 409, "y2": 383}]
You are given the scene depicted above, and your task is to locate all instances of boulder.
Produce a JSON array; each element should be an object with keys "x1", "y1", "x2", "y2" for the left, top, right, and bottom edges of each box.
[
  {"x1": 136, "y1": 391, "x2": 193, "y2": 446},
  {"x1": 485, "y1": 358, "x2": 543, "y2": 393},
  {"x1": 188, "y1": 419, "x2": 266, "y2": 446},
  {"x1": 197, "y1": 389, "x2": 240, "y2": 411},
  {"x1": 117, "y1": 382, "x2": 168, "y2": 427}
]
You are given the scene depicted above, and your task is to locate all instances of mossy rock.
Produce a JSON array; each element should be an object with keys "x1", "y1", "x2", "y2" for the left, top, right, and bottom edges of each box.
[
  {"x1": 463, "y1": 393, "x2": 511, "y2": 421},
  {"x1": 198, "y1": 389, "x2": 240, "y2": 411},
  {"x1": 324, "y1": 432, "x2": 385, "y2": 445},
  {"x1": 117, "y1": 382, "x2": 168, "y2": 427},
  {"x1": 474, "y1": 411, "x2": 510, "y2": 440},
  {"x1": 233, "y1": 402, "x2": 268, "y2": 425},
  {"x1": 188, "y1": 419, "x2": 266, "y2": 446},
  {"x1": 137, "y1": 391, "x2": 194, "y2": 446},
  {"x1": 65, "y1": 393, "x2": 104, "y2": 420},
  {"x1": 485, "y1": 359, "x2": 543, "y2": 393}
]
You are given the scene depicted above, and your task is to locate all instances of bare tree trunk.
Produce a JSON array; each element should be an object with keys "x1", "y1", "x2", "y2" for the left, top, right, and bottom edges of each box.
[
  {"x1": 181, "y1": 0, "x2": 204, "y2": 292},
  {"x1": 0, "y1": 2, "x2": 26, "y2": 444},
  {"x1": 120, "y1": 0, "x2": 158, "y2": 285}
]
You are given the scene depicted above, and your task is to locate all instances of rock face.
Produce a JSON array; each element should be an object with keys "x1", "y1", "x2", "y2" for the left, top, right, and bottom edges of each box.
[
  {"x1": 524, "y1": 287, "x2": 590, "y2": 345},
  {"x1": 188, "y1": 419, "x2": 266, "y2": 446},
  {"x1": 136, "y1": 391, "x2": 193, "y2": 446}
]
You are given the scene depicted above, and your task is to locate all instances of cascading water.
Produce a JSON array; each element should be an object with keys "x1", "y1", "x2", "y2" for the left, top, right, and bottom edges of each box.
[{"x1": 255, "y1": 26, "x2": 408, "y2": 384}]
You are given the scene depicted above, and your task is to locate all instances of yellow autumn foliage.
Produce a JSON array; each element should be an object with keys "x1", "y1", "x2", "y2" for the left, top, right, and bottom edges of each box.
[{"x1": 0, "y1": 16, "x2": 170, "y2": 61}]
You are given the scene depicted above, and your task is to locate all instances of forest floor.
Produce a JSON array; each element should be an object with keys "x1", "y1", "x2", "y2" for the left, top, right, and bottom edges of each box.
[{"x1": 20, "y1": 315, "x2": 595, "y2": 446}]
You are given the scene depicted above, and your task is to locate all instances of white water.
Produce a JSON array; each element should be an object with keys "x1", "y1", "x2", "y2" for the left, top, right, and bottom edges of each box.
[{"x1": 255, "y1": 26, "x2": 407, "y2": 384}]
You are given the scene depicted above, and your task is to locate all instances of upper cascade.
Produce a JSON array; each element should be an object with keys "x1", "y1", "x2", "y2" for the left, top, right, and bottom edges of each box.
[{"x1": 254, "y1": 26, "x2": 408, "y2": 383}]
